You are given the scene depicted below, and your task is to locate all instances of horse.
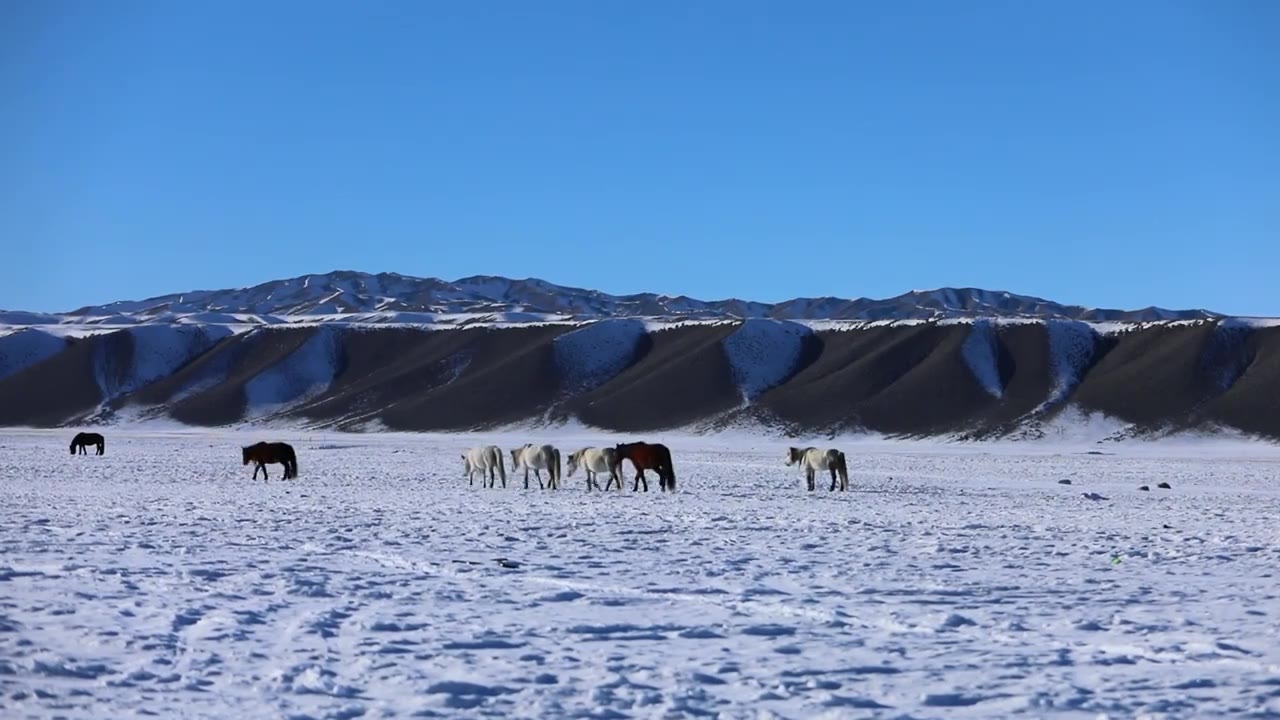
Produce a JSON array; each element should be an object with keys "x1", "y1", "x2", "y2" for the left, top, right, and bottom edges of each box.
[
  {"x1": 614, "y1": 441, "x2": 676, "y2": 492},
  {"x1": 463, "y1": 445, "x2": 506, "y2": 488},
  {"x1": 786, "y1": 446, "x2": 848, "y2": 491},
  {"x1": 510, "y1": 444, "x2": 562, "y2": 490},
  {"x1": 242, "y1": 441, "x2": 297, "y2": 480},
  {"x1": 70, "y1": 432, "x2": 105, "y2": 456},
  {"x1": 566, "y1": 447, "x2": 622, "y2": 491}
]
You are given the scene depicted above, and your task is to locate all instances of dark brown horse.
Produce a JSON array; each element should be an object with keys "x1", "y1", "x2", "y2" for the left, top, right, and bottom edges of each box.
[
  {"x1": 242, "y1": 441, "x2": 297, "y2": 480},
  {"x1": 70, "y1": 432, "x2": 105, "y2": 456},
  {"x1": 615, "y1": 441, "x2": 676, "y2": 492}
]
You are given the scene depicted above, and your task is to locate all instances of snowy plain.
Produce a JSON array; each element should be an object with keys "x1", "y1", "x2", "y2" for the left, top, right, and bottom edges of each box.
[{"x1": 2, "y1": 427, "x2": 1280, "y2": 719}]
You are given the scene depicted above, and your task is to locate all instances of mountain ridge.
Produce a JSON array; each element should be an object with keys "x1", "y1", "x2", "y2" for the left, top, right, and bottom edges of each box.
[{"x1": 9, "y1": 270, "x2": 1224, "y2": 324}]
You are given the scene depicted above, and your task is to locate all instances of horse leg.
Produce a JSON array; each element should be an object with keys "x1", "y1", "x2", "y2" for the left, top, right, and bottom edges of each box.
[
  {"x1": 829, "y1": 467, "x2": 838, "y2": 492},
  {"x1": 535, "y1": 469, "x2": 544, "y2": 490},
  {"x1": 806, "y1": 468, "x2": 815, "y2": 492}
]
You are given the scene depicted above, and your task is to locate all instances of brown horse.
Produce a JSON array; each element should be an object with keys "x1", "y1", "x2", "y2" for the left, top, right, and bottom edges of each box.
[
  {"x1": 614, "y1": 441, "x2": 676, "y2": 492},
  {"x1": 242, "y1": 441, "x2": 297, "y2": 480},
  {"x1": 70, "y1": 432, "x2": 105, "y2": 456}
]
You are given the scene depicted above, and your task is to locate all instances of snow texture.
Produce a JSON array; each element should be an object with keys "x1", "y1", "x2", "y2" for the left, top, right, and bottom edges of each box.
[
  {"x1": 1043, "y1": 320, "x2": 1099, "y2": 407},
  {"x1": 243, "y1": 327, "x2": 341, "y2": 416},
  {"x1": 961, "y1": 320, "x2": 1004, "y2": 398},
  {"x1": 2, "y1": 427, "x2": 1279, "y2": 719},
  {"x1": 95, "y1": 326, "x2": 232, "y2": 399},
  {"x1": 0, "y1": 329, "x2": 65, "y2": 381},
  {"x1": 722, "y1": 320, "x2": 812, "y2": 401},
  {"x1": 1202, "y1": 321, "x2": 1254, "y2": 392},
  {"x1": 552, "y1": 319, "x2": 647, "y2": 394}
]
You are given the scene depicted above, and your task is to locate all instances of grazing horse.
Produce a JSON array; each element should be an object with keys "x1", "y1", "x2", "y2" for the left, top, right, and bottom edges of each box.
[
  {"x1": 614, "y1": 441, "x2": 677, "y2": 492},
  {"x1": 510, "y1": 444, "x2": 562, "y2": 490},
  {"x1": 786, "y1": 446, "x2": 848, "y2": 491},
  {"x1": 70, "y1": 432, "x2": 105, "y2": 456},
  {"x1": 566, "y1": 447, "x2": 622, "y2": 491},
  {"x1": 463, "y1": 445, "x2": 506, "y2": 488},
  {"x1": 242, "y1": 441, "x2": 297, "y2": 480}
]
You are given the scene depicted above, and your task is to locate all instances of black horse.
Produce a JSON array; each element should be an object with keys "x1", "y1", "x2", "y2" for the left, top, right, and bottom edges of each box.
[
  {"x1": 242, "y1": 441, "x2": 297, "y2": 480},
  {"x1": 70, "y1": 432, "x2": 105, "y2": 456}
]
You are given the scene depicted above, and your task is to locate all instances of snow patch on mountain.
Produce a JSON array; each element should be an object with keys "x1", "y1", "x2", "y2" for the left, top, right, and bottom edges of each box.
[
  {"x1": 0, "y1": 329, "x2": 66, "y2": 381},
  {"x1": 552, "y1": 320, "x2": 647, "y2": 394},
  {"x1": 961, "y1": 321, "x2": 1004, "y2": 399},
  {"x1": 722, "y1": 320, "x2": 813, "y2": 402},
  {"x1": 435, "y1": 351, "x2": 473, "y2": 387},
  {"x1": 243, "y1": 327, "x2": 341, "y2": 417},
  {"x1": 1202, "y1": 321, "x2": 1254, "y2": 392},
  {"x1": 95, "y1": 326, "x2": 232, "y2": 399},
  {"x1": 1043, "y1": 320, "x2": 1099, "y2": 407}
]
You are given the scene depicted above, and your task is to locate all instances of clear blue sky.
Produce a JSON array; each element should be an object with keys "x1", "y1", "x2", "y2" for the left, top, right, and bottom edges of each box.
[{"x1": 3, "y1": 1, "x2": 1277, "y2": 314}]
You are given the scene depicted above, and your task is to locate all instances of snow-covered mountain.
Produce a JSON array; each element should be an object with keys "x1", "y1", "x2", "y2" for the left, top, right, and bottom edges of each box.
[{"x1": 26, "y1": 271, "x2": 1218, "y2": 324}]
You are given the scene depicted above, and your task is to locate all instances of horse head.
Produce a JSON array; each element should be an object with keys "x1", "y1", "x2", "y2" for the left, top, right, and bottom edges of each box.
[
  {"x1": 242, "y1": 447, "x2": 252, "y2": 465},
  {"x1": 785, "y1": 447, "x2": 800, "y2": 465},
  {"x1": 565, "y1": 451, "x2": 580, "y2": 476}
]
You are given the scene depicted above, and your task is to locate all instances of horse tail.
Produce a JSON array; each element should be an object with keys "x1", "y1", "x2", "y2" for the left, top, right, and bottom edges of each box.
[
  {"x1": 660, "y1": 445, "x2": 676, "y2": 490},
  {"x1": 289, "y1": 445, "x2": 298, "y2": 478},
  {"x1": 553, "y1": 447, "x2": 562, "y2": 485},
  {"x1": 497, "y1": 450, "x2": 507, "y2": 485},
  {"x1": 836, "y1": 450, "x2": 848, "y2": 488}
]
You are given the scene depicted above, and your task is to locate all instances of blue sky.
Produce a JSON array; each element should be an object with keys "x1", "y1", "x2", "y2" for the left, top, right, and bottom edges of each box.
[{"x1": 3, "y1": 1, "x2": 1276, "y2": 314}]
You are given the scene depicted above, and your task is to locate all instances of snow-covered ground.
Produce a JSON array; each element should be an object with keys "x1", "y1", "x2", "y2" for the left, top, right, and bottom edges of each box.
[{"x1": 2, "y1": 428, "x2": 1279, "y2": 719}]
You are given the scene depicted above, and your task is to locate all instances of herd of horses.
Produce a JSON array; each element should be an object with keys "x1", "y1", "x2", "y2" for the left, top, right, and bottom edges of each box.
[
  {"x1": 68, "y1": 432, "x2": 851, "y2": 492},
  {"x1": 463, "y1": 441, "x2": 680, "y2": 492}
]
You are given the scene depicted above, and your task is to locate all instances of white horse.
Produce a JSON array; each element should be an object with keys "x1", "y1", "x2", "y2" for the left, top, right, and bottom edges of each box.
[
  {"x1": 463, "y1": 445, "x2": 506, "y2": 488},
  {"x1": 786, "y1": 446, "x2": 849, "y2": 491},
  {"x1": 510, "y1": 443, "x2": 562, "y2": 490},
  {"x1": 566, "y1": 447, "x2": 622, "y2": 491}
]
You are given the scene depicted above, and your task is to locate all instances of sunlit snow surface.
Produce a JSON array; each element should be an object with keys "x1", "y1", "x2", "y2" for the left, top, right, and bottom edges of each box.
[{"x1": 3, "y1": 429, "x2": 1280, "y2": 719}]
